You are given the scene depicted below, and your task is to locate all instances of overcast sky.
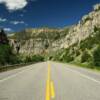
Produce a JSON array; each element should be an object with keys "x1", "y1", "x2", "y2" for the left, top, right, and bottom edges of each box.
[{"x1": 0, "y1": 0, "x2": 100, "y2": 32}]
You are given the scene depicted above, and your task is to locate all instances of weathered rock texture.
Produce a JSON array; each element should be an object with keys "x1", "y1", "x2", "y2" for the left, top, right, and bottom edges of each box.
[{"x1": 12, "y1": 4, "x2": 100, "y2": 56}]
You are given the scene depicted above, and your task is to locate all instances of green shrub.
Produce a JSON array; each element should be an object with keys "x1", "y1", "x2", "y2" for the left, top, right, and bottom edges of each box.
[
  {"x1": 59, "y1": 49, "x2": 74, "y2": 62},
  {"x1": 24, "y1": 56, "x2": 32, "y2": 63},
  {"x1": 63, "y1": 55, "x2": 74, "y2": 62},
  {"x1": 75, "y1": 50, "x2": 80, "y2": 56},
  {"x1": 93, "y1": 46, "x2": 100, "y2": 66},
  {"x1": 81, "y1": 50, "x2": 91, "y2": 63},
  {"x1": 0, "y1": 44, "x2": 10, "y2": 65},
  {"x1": 31, "y1": 55, "x2": 44, "y2": 62},
  {"x1": 94, "y1": 26, "x2": 99, "y2": 32},
  {"x1": 24, "y1": 55, "x2": 44, "y2": 63},
  {"x1": 0, "y1": 44, "x2": 19, "y2": 65},
  {"x1": 80, "y1": 35, "x2": 96, "y2": 50}
]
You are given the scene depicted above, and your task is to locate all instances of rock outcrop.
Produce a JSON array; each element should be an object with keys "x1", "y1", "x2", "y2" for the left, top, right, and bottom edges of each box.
[
  {"x1": 12, "y1": 4, "x2": 100, "y2": 56},
  {"x1": 13, "y1": 28, "x2": 66, "y2": 55},
  {"x1": 61, "y1": 3, "x2": 100, "y2": 49}
]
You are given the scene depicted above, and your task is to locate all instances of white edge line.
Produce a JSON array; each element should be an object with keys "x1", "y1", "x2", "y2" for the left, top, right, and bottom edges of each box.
[
  {"x1": 0, "y1": 66, "x2": 33, "y2": 83},
  {"x1": 65, "y1": 67, "x2": 100, "y2": 85}
]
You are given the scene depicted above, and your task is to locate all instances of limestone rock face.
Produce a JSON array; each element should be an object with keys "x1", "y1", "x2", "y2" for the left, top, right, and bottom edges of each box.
[
  {"x1": 61, "y1": 3, "x2": 100, "y2": 49},
  {"x1": 93, "y1": 4, "x2": 100, "y2": 11},
  {"x1": 13, "y1": 3, "x2": 100, "y2": 55},
  {"x1": 14, "y1": 28, "x2": 65, "y2": 55}
]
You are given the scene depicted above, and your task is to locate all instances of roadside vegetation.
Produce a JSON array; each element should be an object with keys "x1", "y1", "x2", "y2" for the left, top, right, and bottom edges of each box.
[
  {"x1": 0, "y1": 29, "x2": 45, "y2": 67},
  {"x1": 1, "y1": 26, "x2": 100, "y2": 71},
  {"x1": 52, "y1": 27, "x2": 100, "y2": 71},
  {"x1": 23, "y1": 55, "x2": 45, "y2": 63},
  {"x1": 0, "y1": 29, "x2": 20, "y2": 66},
  {"x1": 12, "y1": 26, "x2": 100, "y2": 71}
]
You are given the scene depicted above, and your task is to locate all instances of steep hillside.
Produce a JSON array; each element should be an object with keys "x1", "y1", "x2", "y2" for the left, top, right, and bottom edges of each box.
[
  {"x1": 11, "y1": 4, "x2": 100, "y2": 68},
  {"x1": 53, "y1": 4, "x2": 100, "y2": 68},
  {"x1": 61, "y1": 4, "x2": 100, "y2": 48}
]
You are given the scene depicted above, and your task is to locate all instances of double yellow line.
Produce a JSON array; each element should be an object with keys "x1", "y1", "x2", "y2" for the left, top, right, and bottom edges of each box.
[{"x1": 45, "y1": 63, "x2": 55, "y2": 100}]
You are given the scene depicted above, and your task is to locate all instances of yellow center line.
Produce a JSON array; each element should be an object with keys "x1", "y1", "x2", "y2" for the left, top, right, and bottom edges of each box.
[
  {"x1": 45, "y1": 62, "x2": 55, "y2": 100},
  {"x1": 50, "y1": 81, "x2": 55, "y2": 99},
  {"x1": 46, "y1": 63, "x2": 51, "y2": 100}
]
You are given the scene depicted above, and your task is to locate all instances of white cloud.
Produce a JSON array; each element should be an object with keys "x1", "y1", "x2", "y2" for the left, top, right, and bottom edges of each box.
[
  {"x1": 4, "y1": 28, "x2": 12, "y2": 32},
  {"x1": 0, "y1": 17, "x2": 7, "y2": 22},
  {"x1": 0, "y1": 0, "x2": 28, "y2": 11},
  {"x1": 11, "y1": 21, "x2": 25, "y2": 25}
]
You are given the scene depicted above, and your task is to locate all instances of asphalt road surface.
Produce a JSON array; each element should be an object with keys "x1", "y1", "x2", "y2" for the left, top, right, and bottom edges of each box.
[{"x1": 0, "y1": 61, "x2": 100, "y2": 100}]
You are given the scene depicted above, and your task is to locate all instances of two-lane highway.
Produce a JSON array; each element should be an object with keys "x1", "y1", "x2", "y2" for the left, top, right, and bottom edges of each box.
[{"x1": 0, "y1": 61, "x2": 100, "y2": 100}]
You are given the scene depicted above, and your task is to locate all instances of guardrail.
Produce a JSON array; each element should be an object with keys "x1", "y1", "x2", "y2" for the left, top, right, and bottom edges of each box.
[{"x1": 0, "y1": 62, "x2": 34, "y2": 73}]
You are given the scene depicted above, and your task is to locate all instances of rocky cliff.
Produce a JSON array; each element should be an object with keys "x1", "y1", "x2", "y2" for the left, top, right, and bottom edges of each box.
[
  {"x1": 12, "y1": 4, "x2": 100, "y2": 56},
  {"x1": 61, "y1": 3, "x2": 100, "y2": 48},
  {"x1": 12, "y1": 27, "x2": 69, "y2": 55}
]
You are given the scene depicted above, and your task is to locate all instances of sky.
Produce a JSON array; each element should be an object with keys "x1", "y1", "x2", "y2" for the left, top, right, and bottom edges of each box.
[{"x1": 0, "y1": 0, "x2": 100, "y2": 32}]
